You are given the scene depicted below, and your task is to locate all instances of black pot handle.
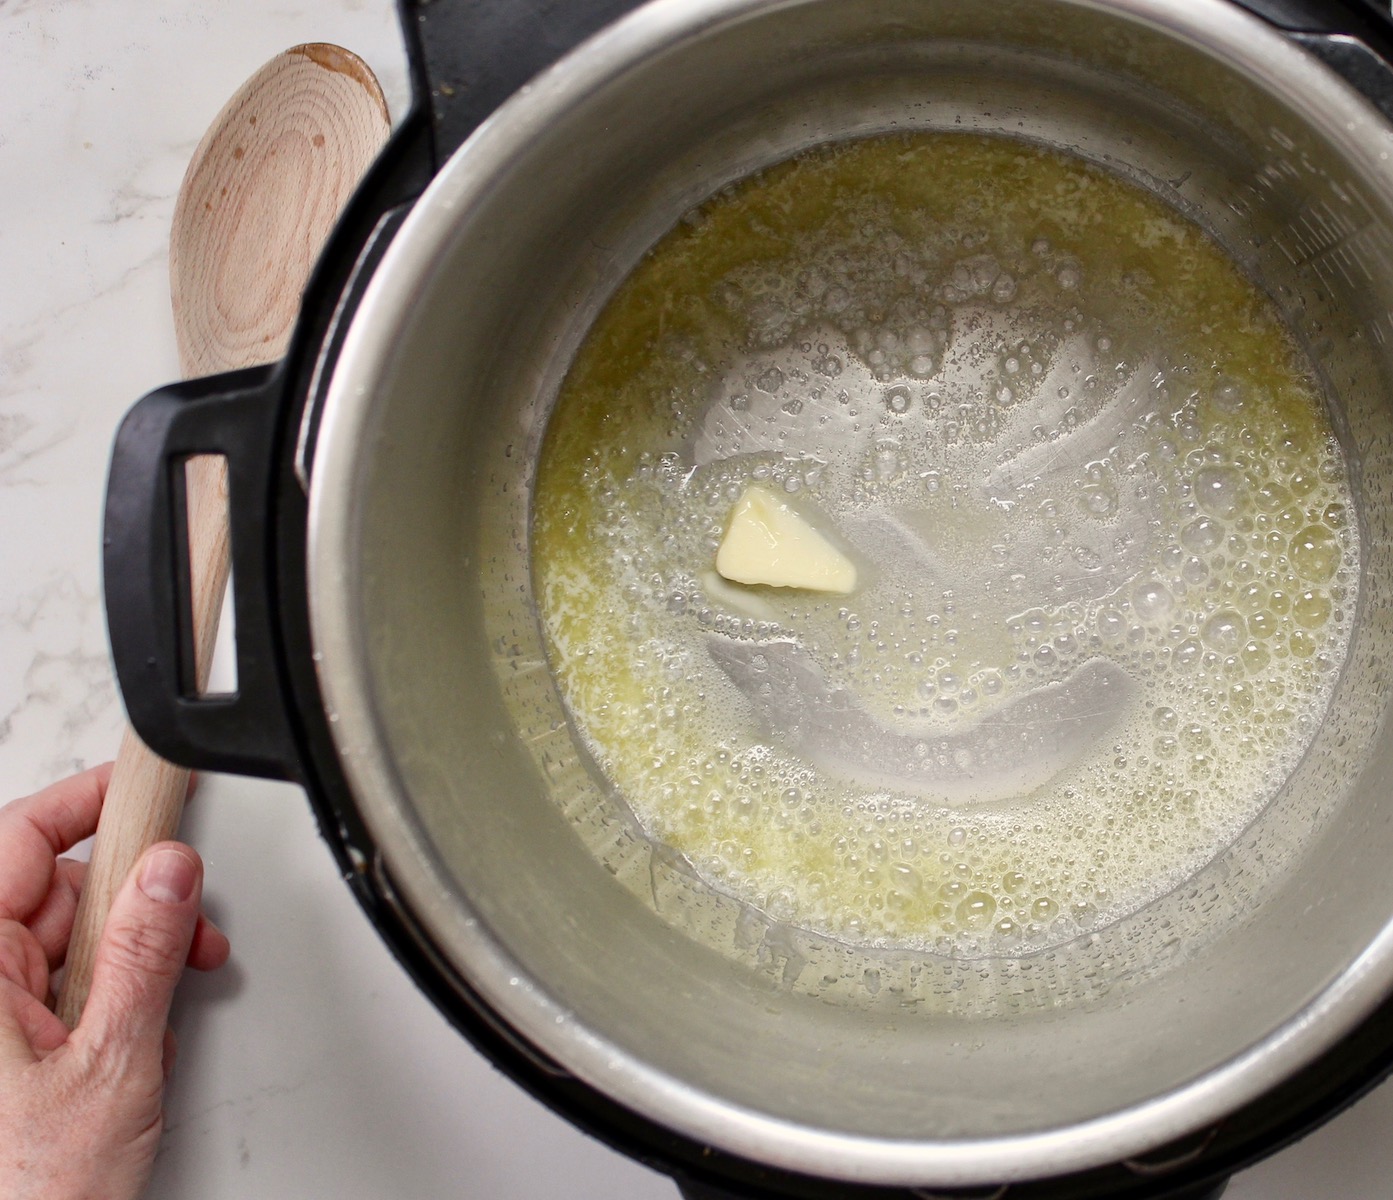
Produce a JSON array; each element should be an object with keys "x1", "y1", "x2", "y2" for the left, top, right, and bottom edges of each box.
[
  {"x1": 1232, "y1": 0, "x2": 1393, "y2": 121},
  {"x1": 391, "y1": 0, "x2": 1393, "y2": 211},
  {"x1": 393, "y1": 0, "x2": 1393, "y2": 172},
  {"x1": 1233, "y1": 0, "x2": 1393, "y2": 34},
  {"x1": 397, "y1": 0, "x2": 653, "y2": 165},
  {"x1": 105, "y1": 364, "x2": 299, "y2": 781}
]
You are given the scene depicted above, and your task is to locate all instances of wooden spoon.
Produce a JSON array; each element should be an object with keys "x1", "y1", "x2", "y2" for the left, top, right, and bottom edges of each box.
[{"x1": 55, "y1": 44, "x2": 391, "y2": 1027}]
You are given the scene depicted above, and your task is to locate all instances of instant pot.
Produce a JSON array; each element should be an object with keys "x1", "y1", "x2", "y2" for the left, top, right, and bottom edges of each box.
[{"x1": 105, "y1": 1, "x2": 1393, "y2": 1196}]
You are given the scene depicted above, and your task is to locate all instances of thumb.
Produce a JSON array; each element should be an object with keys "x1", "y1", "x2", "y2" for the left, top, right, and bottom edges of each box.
[{"x1": 78, "y1": 844, "x2": 202, "y2": 1062}]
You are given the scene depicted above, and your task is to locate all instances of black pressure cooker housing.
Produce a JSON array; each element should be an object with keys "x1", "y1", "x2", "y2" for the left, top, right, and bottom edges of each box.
[{"x1": 103, "y1": 2, "x2": 1393, "y2": 1197}]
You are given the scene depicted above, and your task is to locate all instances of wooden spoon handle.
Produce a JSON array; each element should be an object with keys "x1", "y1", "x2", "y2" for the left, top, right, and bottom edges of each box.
[
  {"x1": 55, "y1": 458, "x2": 231, "y2": 1027},
  {"x1": 54, "y1": 44, "x2": 389, "y2": 1029}
]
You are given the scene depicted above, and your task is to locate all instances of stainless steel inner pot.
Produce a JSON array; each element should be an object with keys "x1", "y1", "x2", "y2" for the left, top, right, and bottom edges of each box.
[{"x1": 307, "y1": 0, "x2": 1393, "y2": 1186}]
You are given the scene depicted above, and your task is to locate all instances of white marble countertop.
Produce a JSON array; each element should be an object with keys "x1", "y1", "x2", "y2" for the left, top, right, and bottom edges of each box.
[{"x1": 4, "y1": 2, "x2": 1393, "y2": 1197}]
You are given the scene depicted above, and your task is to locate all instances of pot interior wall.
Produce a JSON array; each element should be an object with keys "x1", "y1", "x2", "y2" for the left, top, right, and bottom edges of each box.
[{"x1": 318, "y1": 0, "x2": 1393, "y2": 1181}]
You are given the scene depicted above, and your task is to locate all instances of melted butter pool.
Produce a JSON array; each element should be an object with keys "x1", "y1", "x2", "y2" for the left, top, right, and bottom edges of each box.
[{"x1": 531, "y1": 133, "x2": 1358, "y2": 956}]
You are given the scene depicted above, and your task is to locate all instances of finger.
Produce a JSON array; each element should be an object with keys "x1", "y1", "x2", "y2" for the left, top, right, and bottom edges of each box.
[
  {"x1": 0, "y1": 977, "x2": 68, "y2": 1067},
  {"x1": 27, "y1": 858, "x2": 87, "y2": 969},
  {"x1": 0, "y1": 922, "x2": 67, "y2": 1068},
  {"x1": 75, "y1": 845, "x2": 202, "y2": 1063},
  {"x1": 0, "y1": 763, "x2": 113, "y2": 921},
  {"x1": 0, "y1": 919, "x2": 49, "y2": 1003},
  {"x1": 31, "y1": 860, "x2": 228, "y2": 976},
  {"x1": 0, "y1": 762, "x2": 113, "y2": 852},
  {"x1": 188, "y1": 913, "x2": 231, "y2": 973}
]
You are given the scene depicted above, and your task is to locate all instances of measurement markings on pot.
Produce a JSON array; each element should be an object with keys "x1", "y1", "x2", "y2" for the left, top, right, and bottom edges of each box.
[{"x1": 531, "y1": 133, "x2": 1357, "y2": 961}]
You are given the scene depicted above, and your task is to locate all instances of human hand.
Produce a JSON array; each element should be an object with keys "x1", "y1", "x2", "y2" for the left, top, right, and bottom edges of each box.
[{"x1": 0, "y1": 763, "x2": 230, "y2": 1200}]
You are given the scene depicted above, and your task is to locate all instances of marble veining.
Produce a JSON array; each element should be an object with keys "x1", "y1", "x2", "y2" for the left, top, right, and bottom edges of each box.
[{"x1": 0, "y1": 571, "x2": 118, "y2": 785}]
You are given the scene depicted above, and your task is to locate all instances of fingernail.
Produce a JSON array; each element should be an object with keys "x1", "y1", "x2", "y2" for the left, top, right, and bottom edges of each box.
[{"x1": 138, "y1": 847, "x2": 197, "y2": 904}]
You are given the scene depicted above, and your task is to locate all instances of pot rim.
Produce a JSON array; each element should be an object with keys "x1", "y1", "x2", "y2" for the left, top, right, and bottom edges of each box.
[{"x1": 307, "y1": 0, "x2": 1393, "y2": 1185}]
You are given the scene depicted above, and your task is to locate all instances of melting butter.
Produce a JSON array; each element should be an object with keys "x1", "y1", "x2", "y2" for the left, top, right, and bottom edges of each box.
[
  {"x1": 716, "y1": 485, "x2": 857, "y2": 593},
  {"x1": 530, "y1": 131, "x2": 1358, "y2": 957}
]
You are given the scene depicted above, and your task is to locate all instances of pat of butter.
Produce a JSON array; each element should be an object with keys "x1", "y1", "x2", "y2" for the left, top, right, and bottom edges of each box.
[{"x1": 715, "y1": 485, "x2": 857, "y2": 593}]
